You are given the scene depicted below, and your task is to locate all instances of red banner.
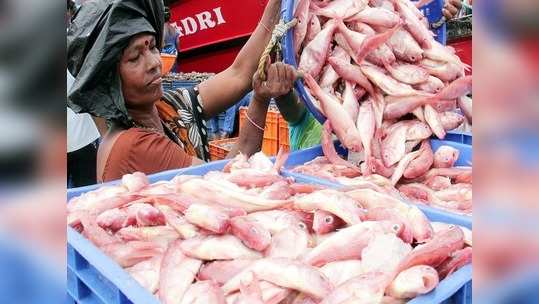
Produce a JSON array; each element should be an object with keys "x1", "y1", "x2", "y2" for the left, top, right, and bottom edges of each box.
[{"x1": 170, "y1": 0, "x2": 269, "y2": 53}]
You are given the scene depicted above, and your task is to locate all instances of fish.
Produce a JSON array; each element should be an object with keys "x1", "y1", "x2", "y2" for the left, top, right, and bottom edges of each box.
[
  {"x1": 304, "y1": 74, "x2": 363, "y2": 151},
  {"x1": 198, "y1": 259, "x2": 255, "y2": 285},
  {"x1": 299, "y1": 20, "x2": 337, "y2": 77},
  {"x1": 122, "y1": 172, "x2": 149, "y2": 192},
  {"x1": 424, "y1": 104, "x2": 446, "y2": 139},
  {"x1": 383, "y1": 62, "x2": 430, "y2": 85},
  {"x1": 387, "y1": 28, "x2": 424, "y2": 63},
  {"x1": 391, "y1": 150, "x2": 421, "y2": 185},
  {"x1": 393, "y1": 0, "x2": 433, "y2": 49},
  {"x1": 436, "y1": 247, "x2": 473, "y2": 280},
  {"x1": 222, "y1": 258, "x2": 333, "y2": 300},
  {"x1": 320, "y1": 271, "x2": 393, "y2": 304},
  {"x1": 313, "y1": 210, "x2": 346, "y2": 235},
  {"x1": 357, "y1": 100, "x2": 376, "y2": 175},
  {"x1": 321, "y1": 121, "x2": 362, "y2": 172},
  {"x1": 433, "y1": 76, "x2": 473, "y2": 100},
  {"x1": 382, "y1": 122, "x2": 408, "y2": 167},
  {"x1": 458, "y1": 95, "x2": 472, "y2": 124},
  {"x1": 124, "y1": 203, "x2": 166, "y2": 227},
  {"x1": 265, "y1": 227, "x2": 311, "y2": 259},
  {"x1": 313, "y1": 0, "x2": 367, "y2": 20},
  {"x1": 155, "y1": 205, "x2": 200, "y2": 239},
  {"x1": 342, "y1": 81, "x2": 360, "y2": 122},
  {"x1": 386, "y1": 265, "x2": 439, "y2": 299},
  {"x1": 439, "y1": 111, "x2": 465, "y2": 131},
  {"x1": 420, "y1": 59, "x2": 463, "y2": 82},
  {"x1": 305, "y1": 13, "x2": 322, "y2": 45},
  {"x1": 406, "y1": 205, "x2": 434, "y2": 243},
  {"x1": 433, "y1": 145, "x2": 460, "y2": 168},
  {"x1": 116, "y1": 226, "x2": 180, "y2": 248},
  {"x1": 397, "y1": 224, "x2": 464, "y2": 271},
  {"x1": 303, "y1": 221, "x2": 401, "y2": 266},
  {"x1": 294, "y1": 189, "x2": 366, "y2": 226},
  {"x1": 102, "y1": 241, "x2": 163, "y2": 268},
  {"x1": 320, "y1": 260, "x2": 364, "y2": 286},
  {"x1": 347, "y1": 6, "x2": 401, "y2": 27},
  {"x1": 424, "y1": 175, "x2": 452, "y2": 190},
  {"x1": 184, "y1": 203, "x2": 230, "y2": 234},
  {"x1": 96, "y1": 208, "x2": 133, "y2": 232},
  {"x1": 159, "y1": 240, "x2": 202, "y2": 304},
  {"x1": 328, "y1": 56, "x2": 376, "y2": 99},
  {"x1": 126, "y1": 254, "x2": 163, "y2": 294},
  {"x1": 294, "y1": 0, "x2": 311, "y2": 53},
  {"x1": 361, "y1": 64, "x2": 430, "y2": 97},
  {"x1": 245, "y1": 210, "x2": 310, "y2": 235},
  {"x1": 180, "y1": 235, "x2": 262, "y2": 260},
  {"x1": 362, "y1": 233, "x2": 412, "y2": 274},
  {"x1": 230, "y1": 216, "x2": 272, "y2": 252},
  {"x1": 403, "y1": 139, "x2": 434, "y2": 179},
  {"x1": 234, "y1": 272, "x2": 265, "y2": 304},
  {"x1": 414, "y1": 76, "x2": 445, "y2": 93},
  {"x1": 180, "y1": 281, "x2": 226, "y2": 304}
]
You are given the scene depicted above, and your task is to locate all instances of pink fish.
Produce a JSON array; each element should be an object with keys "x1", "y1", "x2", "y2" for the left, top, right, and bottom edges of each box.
[
  {"x1": 338, "y1": 20, "x2": 402, "y2": 65},
  {"x1": 230, "y1": 216, "x2": 272, "y2": 252},
  {"x1": 424, "y1": 105, "x2": 446, "y2": 139},
  {"x1": 351, "y1": 21, "x2": 376, "y2": 35},
  {"x1": 383, "y1": 95, "x2": 436, "y2": 120},
  {"x1": 79, "y1": 211, "x2": 119, "y2": 247},
  {"x1": 116, "y1": 226, "x2": 179, "y2": 248},
  {"x1": 122, "y1": 172, "x2": 149, "y2": 192},
  {"x1": 434, "y1": 76, "x2": 473, "y2": 100},
  {"x1": 437, "y1": 246, "x2": 473, "y2": 279},
  {"x1": 387, "y1": 28, "x2": 424, "y2": 63},
  {"x1": 404, "y1": 140, "x2": 434, "y2": 179},
  {"x1": 433, "y1": 145, "x2": 460, "y2": 168},
  {"x1": 382, "y1": 122, "x2": 408, "y2": 167},
  {"x1": 304, "y1": 74, "x2": 363, "y2": 151},
  {"x1": 414, "y1": 76, "x2": 445, "y2": 93},
  {"x1": 299, "y1": 20, "x2": 337, "y2": 77},
  {"x1": 387, "y1": 265, "x2": 439, "y2": 299},
  {"x1": 320, "y1": 260, "x2": 364, "y2": 286},
  {"x1": 313, "y1": 210, "x2": 345, "y2": 234},
  {"x1": 420, "y1": 59, "x2": 463, "y2": 82},
  {"x1": 347, "y1": 6, "x2": 400, "y2": 27},
  {"x1": 96, "y1": 208, "x2": 134, "y2": 232},
  {"x1": 320, "y1": 46, "x2": 350, "y2": 92},
  {"x1": 434, "y1": 183, "x2": 472, "y2": 203},
  {"x1": 367, "y1": 207, "x2": 414, "y2": 243},
  {"x1": 125, "y1": 203, "x2": 166, "y2": 227},
  {"x1": 234, "y1": 272, "x2": 264, "y2": 304},
  {"x1": 424, "y1": 40, "x2": 469, "y2": 69},
  {"x1": 370, "y1": 157, "x2": 396, "y2": 178},
  {"x1": 227, "y1": 169, "x2": 285, "y2": 188},
  {"x1": 184, "y1": 203, "x2": 230, "y2": 234},
  {"x1": 294, "y1": 0, "x2": 311, "y2": 53},
  {"x1": 362, "y1": 233, "x2": 412, "y2": 274},
  {"x1": 424, "y1": 167, "x2": 472, "y2": 181},
  {"x1": 68, "y1": 194, "x2": 142, "y2": 227},
  {"x1": 180, "y1": 235, "x2": 262, "y2": 260},
  {"x1": 126, "y1": 254, "x2": 163, "y2": 294},
  {"x1": 303, "y1": 221, "x2": 401, "y2": 266},
  {"x1": 390, "y1": 150, "x2": 420, "y2": 185},
  {"x1": 102, "y1": 241, "x2": 163, "y2": 268},
  {"x1": 198, "y1": 259, "x2": 255, "y2": 285},
  {"x1": 155, "y1": 205, "x2": 200, "y2": 239},
  {"x1": 265, "y1": 227, "x2": 311, "y2": 259},
  {"x1": 424, "y1": 175, "x2": 452, "y2": 190},
  {"x1": 357, "y1": 100, "x2": 376, "y2": 175},
  {"x1": 305, "y1": 13, "x2": 321, "y2": 45},
  {"x1": 321, "y1": 121, "x2": 362, "y2": 173},
  {"x1": 179, "y1": 178, "x2": 292, "y2": 212},
  {"x1": 406, "y1": 205, "x2": 434, "y2": 243},
  {"x1": 458, "y1": 96, "x2": 472, "y2": 124},
  {"x1": 321, "y1": 271, "x2": 392, "y2": 304},
  {"x1": 245, "y1": 210, "x2": 310, "y2": 235},
  {"x1": 259, "y1": 180, "x2": 294, "y2": 200},
  {"x1": 294, "y1": 189, "x2": 366, "y2": 226},
  {"x1": 159, "y1": 240, "x2": 202, "y2": 304},
  {"x1": 361, "y1": 64, "x2": 429, "y2": 97},
  {"x1": 181, "y1": 281, "x2": 226, "y2": 304},
  {"x1": 328, "y1": 56, "x2": 375, "y2": 97},
  {"x1": 313, "y1": 0, "x2": 367, "y2": 19},
  {"x1": 397, "y1": 225, "x2": 465, "y2": 271},
  {"x1": 343, "y1": 81, "x2": 360, "y2": 121},
  {"x1": 405, "y1": 120, "x2": 432, "y2": 140},
  {"x1": 223, "y1": 258, "x2": 333, "y2": 300},
  {"x1": 384, "y1": 62, "x2": 430, "y2": 85},
  {"x1": 393, "y1": 0, "x2": 433, "y2": 49}
]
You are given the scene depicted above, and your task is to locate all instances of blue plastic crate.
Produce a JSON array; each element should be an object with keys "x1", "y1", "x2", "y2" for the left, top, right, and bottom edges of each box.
[
  {"x1": 445, "y1": 131, "x2": 473, "y2": 145},
  {"x1": 282, "y1": 139, "x2": 472, "y2": 228},
  {"x1": 282, "y1": 0, "x2": 447, "y2": 125},
  {"x1": 68, "y1": 156, "x2": 471, "y2": 304}
]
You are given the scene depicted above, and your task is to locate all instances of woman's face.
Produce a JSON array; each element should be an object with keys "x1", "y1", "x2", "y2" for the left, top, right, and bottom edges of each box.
[{"x1": 119, "y1": 34, "x2": 163, "y2": 109}]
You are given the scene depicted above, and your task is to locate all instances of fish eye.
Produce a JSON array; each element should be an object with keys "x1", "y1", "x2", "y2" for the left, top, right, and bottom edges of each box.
[
  {"x1": 298, "y1": 222, "x2": 307, "y2": 230},
  {"x1": 250, "y1": 227, "x2": 258, "y2": 234},
  {"x1": 392, "y1": 224, "x2": 400, "y2": 232},
  {"x1": 324, "y1": 216, "x2": 333, "y2": 224}
]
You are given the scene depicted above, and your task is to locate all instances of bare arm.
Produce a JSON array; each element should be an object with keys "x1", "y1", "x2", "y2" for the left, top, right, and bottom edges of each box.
[
  {"x1": 227, "y1": 62, "x2": 298, "y2": 158},
  {"x1": 198, "y1": 0, "x2": 282, "y2": 119},
  {"x1": 275, "y1": 89, "x2": 307, "y2": 125}
]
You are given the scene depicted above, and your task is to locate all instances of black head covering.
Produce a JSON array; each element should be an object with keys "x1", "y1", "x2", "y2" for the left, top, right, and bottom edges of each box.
[{"x1": 67, "y1": 0, "x2": 165, "y2": 126}]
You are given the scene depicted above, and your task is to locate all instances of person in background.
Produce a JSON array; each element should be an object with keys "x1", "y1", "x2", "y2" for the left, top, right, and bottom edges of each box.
[
  {"x1": 68, "y1": 0, "x2": 286, "y2": 182},
  {"x1": 162, "y1": 6, "x2": 179, "y2": 56}
]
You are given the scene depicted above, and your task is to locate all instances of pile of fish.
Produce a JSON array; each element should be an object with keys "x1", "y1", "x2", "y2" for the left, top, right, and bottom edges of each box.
[
  {"x1": 292, "y1": 142, "x2": 472, "y2": 215},
  {"x1": 68, "y1": 150, "x2": 472, "y2": 303},
  {"x1": 290, "y1": 0, "x2": 472, "y2": 215}
]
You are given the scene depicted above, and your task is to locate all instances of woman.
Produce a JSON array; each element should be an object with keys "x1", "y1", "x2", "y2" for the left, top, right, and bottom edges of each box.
[{"x1": 67, "y1": 0, "x2": 297, "y2": 182}]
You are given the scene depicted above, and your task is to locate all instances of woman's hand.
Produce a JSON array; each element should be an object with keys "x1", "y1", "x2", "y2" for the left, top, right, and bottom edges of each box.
[
  {"x1": 252, "y1": 61, "x2": 298, "y2": 102},
  {"x1": 443, "y1": 0, "x2": 462, "y2": 20}
]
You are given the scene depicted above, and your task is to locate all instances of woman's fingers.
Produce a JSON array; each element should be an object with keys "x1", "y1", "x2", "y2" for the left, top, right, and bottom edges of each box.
[{"x1": 449, "y1": 0, "x2": 462, "y2": 9}]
